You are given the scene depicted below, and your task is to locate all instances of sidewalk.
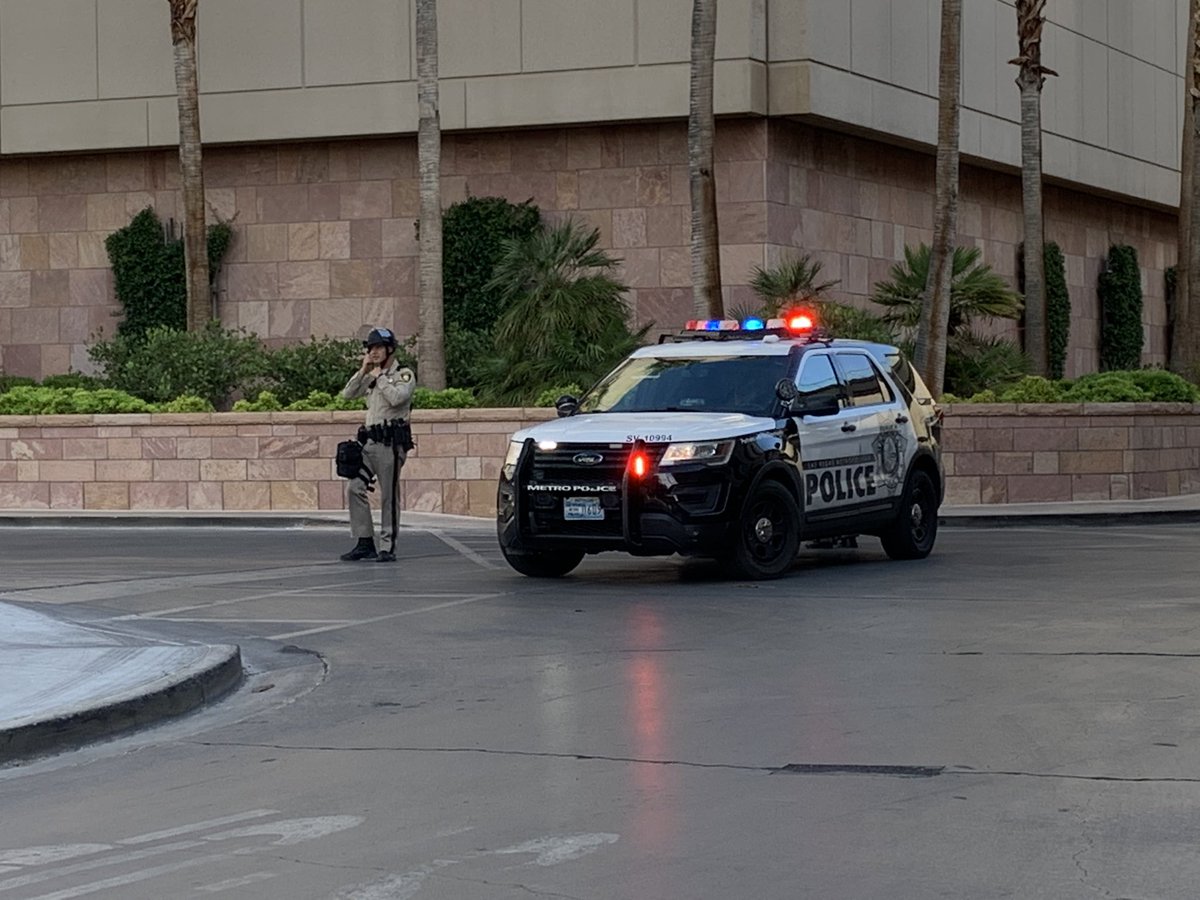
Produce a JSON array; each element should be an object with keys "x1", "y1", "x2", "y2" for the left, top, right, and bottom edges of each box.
[{"x1": 2, "y1": 495, "x2": 1197, "y2": 766}]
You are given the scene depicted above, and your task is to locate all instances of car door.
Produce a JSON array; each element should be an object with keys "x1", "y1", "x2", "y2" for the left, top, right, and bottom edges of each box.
[
  {"x1": 790, "y1": 351, "x2": 874, "y2": 518},
  {"x1": 831, "y1": 350, "x2": 910, "y2": 510}
]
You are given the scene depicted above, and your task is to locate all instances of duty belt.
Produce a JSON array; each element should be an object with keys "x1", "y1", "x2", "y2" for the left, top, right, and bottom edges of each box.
[{"x1": 360, "y1": 419, "x2": 413, "y2": 450}]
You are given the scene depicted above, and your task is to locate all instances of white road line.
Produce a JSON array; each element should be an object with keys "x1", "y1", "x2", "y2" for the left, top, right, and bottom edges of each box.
[
  {"x1": 25, "y1": 847, "x2": 245, "y2": 900},
  {"x1": 197, "y1": 871, "x2": 277, "y2": 893},
  {"x1": 0, "y1": 840, "x2": 206, "y2": 893},
  {"x1": 152, "y1": 618, "x2": 355, "y2": 625},
  {"x1": 119, "y1": 809, "x2": 278, "y2": 844},
  {"x1": 112, "y1": 581, "x2": 379, "y2": 620},
  {"x1": 427, "y1": 529, "x2": 500, "y2": 570},
  {"x1": 268, "y1": 594, "x2": 502, "y2": 640}
]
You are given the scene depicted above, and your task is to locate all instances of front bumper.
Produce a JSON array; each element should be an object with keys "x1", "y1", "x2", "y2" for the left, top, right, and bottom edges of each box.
[{"x1": 497, "y1": 442, "x2": 741, "y2": 558}]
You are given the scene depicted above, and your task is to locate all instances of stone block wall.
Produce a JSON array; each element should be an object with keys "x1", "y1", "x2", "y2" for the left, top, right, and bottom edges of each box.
[
  {"x1": 1, "y1": 405, "x2": 1197, "y2": 516},
  {"x1": 0, "y1": 119, "x2": 1179, "y2": 384},
  {"x1": 942, "y1": 403, "x2": 1200, "y2": 504}
]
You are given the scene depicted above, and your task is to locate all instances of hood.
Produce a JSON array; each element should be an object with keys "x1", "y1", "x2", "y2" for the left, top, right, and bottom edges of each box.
[{"x1": 511, "y1": 411, "x2": 777, "y2": 445}]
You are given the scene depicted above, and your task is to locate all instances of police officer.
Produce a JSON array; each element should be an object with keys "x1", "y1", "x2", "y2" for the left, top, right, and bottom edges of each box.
[{"x1": 339, "y1": 327, "x2": 416, "y2": 562}]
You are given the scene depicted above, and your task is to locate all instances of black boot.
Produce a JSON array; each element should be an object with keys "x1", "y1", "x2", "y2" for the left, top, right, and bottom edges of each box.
[
  {"x1": 376, "y1": 550, "x2": 396, "y2": 563},
  {"x1": 340, "y1": 538, "x2": 377, "y2": 561}
]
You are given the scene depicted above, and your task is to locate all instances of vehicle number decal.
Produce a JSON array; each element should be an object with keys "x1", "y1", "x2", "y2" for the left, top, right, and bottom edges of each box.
[{"x1": 625, "y1": 434, "x2": 672, "y2": 442}]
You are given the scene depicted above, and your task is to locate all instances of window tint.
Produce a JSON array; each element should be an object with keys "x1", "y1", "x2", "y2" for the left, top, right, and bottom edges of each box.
[
  {"x1": 795, "y1": 354, "x2": 842, "y2": 412},
  {"x1": 836, "y1": 352, "x2": 891, "y2": 407}
]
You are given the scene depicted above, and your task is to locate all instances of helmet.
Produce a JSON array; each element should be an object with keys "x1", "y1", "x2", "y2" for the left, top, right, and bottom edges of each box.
[{"x1": 363, "y1": 327, "x2": 397, "y2": 351}]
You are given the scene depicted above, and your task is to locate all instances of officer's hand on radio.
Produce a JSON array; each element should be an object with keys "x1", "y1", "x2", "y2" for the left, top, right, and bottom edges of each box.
[{"x1": 359, "y1": 352, "x2": 373, "y2": 374}]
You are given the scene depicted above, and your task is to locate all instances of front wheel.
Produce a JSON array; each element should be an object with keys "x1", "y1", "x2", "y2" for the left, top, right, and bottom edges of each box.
[
  {"x1": 724, "y1": 481, "x2": 800, "y2": 580},
  {"x1": 880, "y1": 470, "x2": 939, "y2": 560},
  {"x1": 501, "y1": 546, "x2": 585, "y2": 578}
]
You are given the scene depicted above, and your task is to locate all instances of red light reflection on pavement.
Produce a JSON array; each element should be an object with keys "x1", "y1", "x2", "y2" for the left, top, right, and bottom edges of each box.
[{"x1": 625, "y1": 606, "x2": 678, "y2": 860}]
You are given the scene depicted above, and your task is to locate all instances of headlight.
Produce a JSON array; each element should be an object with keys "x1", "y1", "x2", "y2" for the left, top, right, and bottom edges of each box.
[
  {"x1": 659, "y1": 440, "x2": 734, "y2": 466},
  {"x1": 502, "y1": 440, "x2": 523, "y2": 480}
]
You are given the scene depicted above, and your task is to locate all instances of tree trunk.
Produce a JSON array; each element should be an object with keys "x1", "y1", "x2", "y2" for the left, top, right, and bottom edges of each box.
[
  {"x1": 688, "y1": 0, "x2": 723, "y2": 319},
  {"x1": 416, "y1": 0, "x2": 446, "y2": 389},
  {"x1": 169, "y1": 0, "x2": 210, "y2": 333},
  {"x1": 1012, "y1": 0, "x2": 1054, "y2": 377},
  {"x1": 915, "y1": 0, "x2": 961, "y2": 398},
  {"x1": 1179, "y1": 0, "x2": 1200, "y2": 376}
]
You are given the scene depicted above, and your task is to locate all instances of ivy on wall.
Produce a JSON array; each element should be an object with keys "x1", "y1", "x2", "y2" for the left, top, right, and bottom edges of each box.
[
  {"x1": 441, "y1": 196, "x2": 541, "y2": 388},
  {"x1": 1044, "y1": 242, "x2": 1071, "y2": 380},
  {"x1": 104, "y1": 207, "x2": 234, "y2": 339},
  {"x1": 1097, "y1": 244, "x2": 1143, "y2": 372}
]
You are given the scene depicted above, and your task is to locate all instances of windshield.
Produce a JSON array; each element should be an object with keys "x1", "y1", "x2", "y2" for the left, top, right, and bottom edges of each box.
[{"x1": 579, "y1": 353, "x2": 793, "y2": 417}]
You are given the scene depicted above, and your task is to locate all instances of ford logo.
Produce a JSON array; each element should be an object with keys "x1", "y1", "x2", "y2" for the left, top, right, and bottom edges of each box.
[{"x1": 573, "y1": 452, "x2": 604, "y2": 466}]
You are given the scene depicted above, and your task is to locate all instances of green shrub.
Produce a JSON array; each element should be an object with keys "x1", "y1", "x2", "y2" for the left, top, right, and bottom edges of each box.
[
  {"x1": 534, "y1": 384, "x2": 585, "y2": 407},
  {"x1": 0, "y1": 375, "x2": 37, "y2": 393},
  {"x1": 255, "y1": 337, "x2": 367, "y2": 406},
  {"x1": 88, "y1": 324, "x2": 266, "y2": 408},
  {"x1": 480, "y1": 219, "x2": 650, "y2": 406},
  {"x1": 159, "y1": 395, "x2": 215, "y2": 413},
  {"x1": 233, "y1": 390, "x2": 285, "y2": 412},
  {"x1": 1125, "y1": 368, "x2": 1200, "y2": 402},
  {"x1": 40, "y1": 372, "x2": 106, "y2": 391},
  {"x1": 105, "y1": 207, "x2": 235, "y2": 338},
  {"x1": 1098, "y1": 244, "x2": 1143, "y2": 371},
  {"x1": 995, "y1": 376, "x2": 1063, "y2": 403},
  {"x1": 412, "y1": 387, "x2": 477, "y2": 409},
  {"x1": 1061, "y1": 372, "x2": 1148, "y2": 403},
  {"x1": 443, "y1": 197, "x2": 543, "y2": 388},
  {"x1": 0, "y1": 386, "x2": 153, "y2": 415},
  {"x1": 1044, "y1": 242, "x2": 1071, "y2": 380}
]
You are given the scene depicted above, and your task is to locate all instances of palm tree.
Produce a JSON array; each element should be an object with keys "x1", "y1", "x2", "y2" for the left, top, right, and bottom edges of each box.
[
  {"x1": 483, "y1": 220, "x2": 649, "y2": 405},
  {"x1": 1010, "y1": 0, "x2": 1057, "y2": 377},
  {"x1": 168, "y1": 0, "x2": 210, "y2": 332},
  {"x1": 1178, "y1": 0, "x2": 1200, "y2": 377},
  {"x1": 873, "y1": 245, "x2": 1025, "y2": 334},
  {"x1": 748, "y1": 255, "x2": 840, "y2": 316},
  {"x1": 416, "y1": 0, "x2": 446, "y2": 389},
  {"x1": 688, "y1": 0, "x2": 723, "y2": 318},
  {"x1": 914, "y1": 0, "x2": 962, "y2": 398},
  {"x1": 874, "y1": 244, "x2": 1029, "y2": 397}
]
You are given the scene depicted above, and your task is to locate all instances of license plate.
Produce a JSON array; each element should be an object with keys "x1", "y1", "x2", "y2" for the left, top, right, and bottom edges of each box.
[{"x1": 563, "y1": 496, "x2": 604, "y2": 521}]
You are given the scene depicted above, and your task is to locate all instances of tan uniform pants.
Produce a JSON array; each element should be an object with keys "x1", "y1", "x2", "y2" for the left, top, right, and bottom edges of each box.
[{"x1": 347, "y1": 439, "x2": 406, "y2": 552}]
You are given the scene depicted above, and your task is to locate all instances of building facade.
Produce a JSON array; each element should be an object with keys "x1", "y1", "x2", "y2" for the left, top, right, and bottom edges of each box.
[{"x1": 0, "y1": 0, "x2": 1185, "y2": 380}]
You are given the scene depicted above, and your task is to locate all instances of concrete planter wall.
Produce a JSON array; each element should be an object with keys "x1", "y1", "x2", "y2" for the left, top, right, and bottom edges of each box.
[{"x1": 0, "y1": 404, "x2": 1197, "y2": 515}]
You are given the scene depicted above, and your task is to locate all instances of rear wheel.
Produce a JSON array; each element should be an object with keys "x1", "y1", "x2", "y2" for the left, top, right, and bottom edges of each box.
[
  {"x1": 501, "y1": 546, "x2": 585, "y2": 578},
  {"x1": 880, "y1": 470, "x2": 938, "y2": 560},
  {"x1": 725, "y1": 481, "x2": 800, "y2": 580}
]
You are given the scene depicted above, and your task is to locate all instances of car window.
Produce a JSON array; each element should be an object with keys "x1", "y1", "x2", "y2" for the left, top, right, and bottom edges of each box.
[
  {"x1": 580, "y1": 353, "x2": 792, "y2": 417},
  {"x1": 835, "y1": 352, "x2": 892, "y2": 407},
  {"x1": 794, "y1": 353, "x2": 842, "y2": 412}
]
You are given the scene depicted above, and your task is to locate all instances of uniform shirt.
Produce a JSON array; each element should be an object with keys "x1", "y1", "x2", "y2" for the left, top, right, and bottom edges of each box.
[{"x1": 342, "y1": 359, "x2": 416, "y2": 425}]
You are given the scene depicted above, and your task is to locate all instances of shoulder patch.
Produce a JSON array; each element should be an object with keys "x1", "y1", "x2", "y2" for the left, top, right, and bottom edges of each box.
[{"x1": 399, "y1": 370, "x2": 414, "y2": 383}]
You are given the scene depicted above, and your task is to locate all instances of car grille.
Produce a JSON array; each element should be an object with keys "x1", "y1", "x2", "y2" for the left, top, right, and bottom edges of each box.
[{"x1": 526, "y1": 444, "x2": 643, "y2": 538}]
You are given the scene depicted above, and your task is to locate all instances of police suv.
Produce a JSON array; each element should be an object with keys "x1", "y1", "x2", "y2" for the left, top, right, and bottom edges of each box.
[{"x1": 497, "y1": 312, "x2": 944, "y2": 580}]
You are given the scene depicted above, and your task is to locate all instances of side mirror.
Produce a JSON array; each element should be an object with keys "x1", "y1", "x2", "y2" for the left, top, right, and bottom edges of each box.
[
  {"x1": 774, "y1": 378, "x2": 798, "y2": 407},
  {"x1": 555, "y1": 395, "x2": 579, "y2": 418}
]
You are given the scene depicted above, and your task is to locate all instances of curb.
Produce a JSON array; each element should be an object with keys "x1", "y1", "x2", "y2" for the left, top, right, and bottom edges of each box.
[
  {"x1": 0, "y1": 644, "x2": 244, "y2": 766},
  {"x1": 940, "y1": 509, "x2": 1200, "y2": 528}
]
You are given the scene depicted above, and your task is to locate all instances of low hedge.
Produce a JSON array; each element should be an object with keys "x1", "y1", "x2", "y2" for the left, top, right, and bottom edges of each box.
[
  {"x1": 947, "y1": 370, "x2": 1200, "y2": 404},
  {"x1": 0, "y1": 386, "x2": 215, "y2": 415}
]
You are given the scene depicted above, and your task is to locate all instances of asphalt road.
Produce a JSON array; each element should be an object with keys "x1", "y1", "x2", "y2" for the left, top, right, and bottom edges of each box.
[{"x1": 1, "y1": 522, "x2": 1200, "y2": 899}]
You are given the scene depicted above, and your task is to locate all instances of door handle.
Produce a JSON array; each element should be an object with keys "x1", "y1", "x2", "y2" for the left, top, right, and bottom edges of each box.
[
  {"x1": 841, "y1": 423, "x2": 857, "y2": 433},
  {"x1": 896, "y1": 415, "x2": 909, "y2": 424}
]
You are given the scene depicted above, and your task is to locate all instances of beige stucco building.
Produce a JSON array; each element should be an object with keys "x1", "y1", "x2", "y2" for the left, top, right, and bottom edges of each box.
[{"x1": 0, "y1": 0, "x2": 1186, "y2": 380}]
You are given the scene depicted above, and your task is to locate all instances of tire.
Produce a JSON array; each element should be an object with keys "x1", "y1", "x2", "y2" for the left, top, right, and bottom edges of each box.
[
  {"x1": 880, "y1": 469, "x2": 939, "y2": 560},
  {"x1": 501, "y1": 546, "x2": 585, "y2": 578},
  {"x1": 725, "y1": 480, "x2": 801, "y2": 580}
]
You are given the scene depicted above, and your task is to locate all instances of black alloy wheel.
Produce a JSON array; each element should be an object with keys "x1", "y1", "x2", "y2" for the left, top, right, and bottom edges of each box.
[
  {"x1": 501, "y1": 546, "x2": 585, "y2": 578},
  {"x1": 880, "y1": 469, "x2": 938, "y2": 560},
  {"x1": 725, "y1": 480, "x2": 800, "y2": 580}
]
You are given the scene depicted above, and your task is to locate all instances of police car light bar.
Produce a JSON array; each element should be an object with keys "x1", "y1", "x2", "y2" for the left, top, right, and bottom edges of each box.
[{"x1": 669, "y1": 310, "x2": 824, "y2": 343}]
